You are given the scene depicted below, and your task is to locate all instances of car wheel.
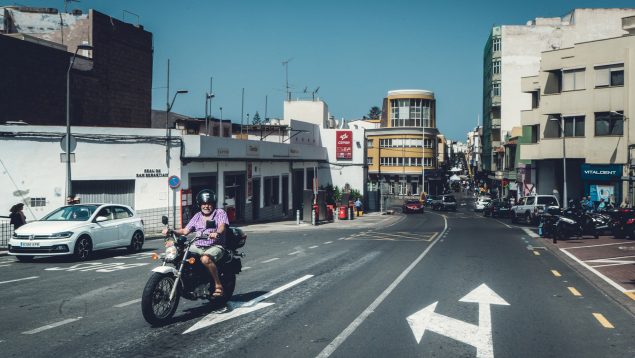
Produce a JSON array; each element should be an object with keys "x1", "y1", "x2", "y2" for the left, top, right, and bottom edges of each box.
[
  {"x1": 511, "y1": 213, "x2": 517, "y2": 223},
  {"x1": 127, "y1": 231, "x2": 144, "y2": 253},
  {"x1": 524, "y1": 212, "x2": 532, "y2": 225},
  {"x1": 74, "y1": 236, "x2": 92, "y2": 261},
  {"x1": 16, "y1": 255, "x2": 34, "y2": 262}
]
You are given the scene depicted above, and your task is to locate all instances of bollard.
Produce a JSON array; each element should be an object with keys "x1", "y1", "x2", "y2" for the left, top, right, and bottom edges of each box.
[
  {"x1": 296, "y1": 210, "x2": 300, "y2": 225},
  {"x1": 311, "y1": 209, "x2": 316, "y2": 226},
  {"x1": 348, "y1": 207, "x2": 352, "y2": 220}
]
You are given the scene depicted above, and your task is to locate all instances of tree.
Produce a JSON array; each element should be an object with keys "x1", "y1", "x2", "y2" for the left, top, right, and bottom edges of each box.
[
  {"x1": 252, "y1": 111, "x2": 261, "y2": 125},
  {"x1": 368, "y1": 106, "x2": 381, "y2": 120}
]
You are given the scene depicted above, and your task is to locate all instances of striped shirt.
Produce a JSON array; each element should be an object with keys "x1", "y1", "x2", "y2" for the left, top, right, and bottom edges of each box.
[{"x1": 185, "y1": 209, "x2": 229, "y2": 247}]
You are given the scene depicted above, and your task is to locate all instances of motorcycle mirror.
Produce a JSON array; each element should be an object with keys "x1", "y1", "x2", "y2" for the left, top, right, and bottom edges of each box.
[{"x1": 161, "y1": 216, "x2": 168, "y2": 225}]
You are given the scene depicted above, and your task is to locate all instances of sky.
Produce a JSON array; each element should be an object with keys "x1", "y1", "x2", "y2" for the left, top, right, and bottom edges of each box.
[{"x1": 18, "y1": 0, "x2": 635, "y2": 140}]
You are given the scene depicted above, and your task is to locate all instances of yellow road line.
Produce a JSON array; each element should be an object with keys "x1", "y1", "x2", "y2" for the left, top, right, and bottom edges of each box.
[
  {"x1": 592, "y1": 313, "x2": 615, "y2": 329},
  {"x1": 568, "y1": 287, "x2": 582, "y2": 296},
  {"x1": 625, "y1": 292, "x2": 635, "y2": 301},
  {"x1": 551, "y1": 270, "x2": 561, "y2": 277},
  {"x1": 533, "y1": 251, "x2": 540, "y2": 256}
]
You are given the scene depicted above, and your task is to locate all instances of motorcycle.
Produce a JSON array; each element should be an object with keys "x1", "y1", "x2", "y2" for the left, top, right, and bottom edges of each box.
[
  {"x1": 538, "y1": 206, "x2": 561, "y2": 238},
  {"x1": 606, "y1": 207, "x2": 635, "y2": 238},
  {"x1": 553, "y1": 207, "x2": 610, "y2": 242},
  {"x1": 141, "y1": 216, "x2": 246, "y2": 326}
]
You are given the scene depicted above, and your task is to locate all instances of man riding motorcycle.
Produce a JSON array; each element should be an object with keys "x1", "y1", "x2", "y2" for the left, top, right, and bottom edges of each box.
[{"x1": 162, "y1": 189, "x2": 229, "y2": 298}]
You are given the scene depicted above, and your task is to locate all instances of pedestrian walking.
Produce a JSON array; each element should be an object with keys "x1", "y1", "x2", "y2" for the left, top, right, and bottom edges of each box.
[
  {"x1": 355, "y1": 197, "x2": 363, "y2": 217},
  {"x1": 9, "y1": 203, "x2": 26, "y2": 230}
]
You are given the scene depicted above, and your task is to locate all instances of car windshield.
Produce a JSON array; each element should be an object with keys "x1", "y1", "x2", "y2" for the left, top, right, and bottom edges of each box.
[
  {"x1": 444, "y1": 196, "x2": 456, "y2": 202},
  {"x1": 537, "y1": 197, "x2": 558, "y2": 206},
  {"x1": 41, "y1": 205, "x2": 99, "y2": 221}
]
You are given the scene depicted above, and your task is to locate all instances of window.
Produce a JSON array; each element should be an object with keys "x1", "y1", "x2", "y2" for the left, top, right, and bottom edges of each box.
[
  {"x1": 30, "y1": 197, "x2": 46, "y2": 207},
  {"x1": 595, "y1": 111, "x2": 624, "y2": 136},
  {"x1": 537, "y1": 197, "x2": 558, "y2": 206},
  {"x1": 491, "y1": 82, "x2": 501, "y2": 97},
  {"x1": 97, "y1": 207, "x2": 114, "y2": 221},
  {"x1": 492, "y1": 59, "x2": 501, "y2": 75},
  {"x1": 563, "y1": 116, "x2": 584, "y2": 137},
  {"x1": 595, "y1": 64, "x2": 624, "y2": 87},
  {"x1": 423, "y1": 139, "x2": 433, "y2": 148},
  {"x1": 390, "y1": 98, "x2": 431, "y2": 127},
  {"x1": 562, "y1": 69, "x2": 585, "y2": 91},
  {"x1": 367, "y1": 139, "x2": 373, "y2": 148},
  {"x1": 531, "y1": 91, "x2": 540, "y2": 109},
  {"x1": 114, "y1": 207, "x2": 133, "y2": 219},
  {"x1": 544, "y1": 70, "x2": 562, "y2": 94},
  {"x1": 492, "y1": 37, "x2": 501, "y2": 52},
  {"x1": 531, "y1": 124, "x2": 540, "y2": 143},
  {"x1": 525, "y1": 197, "x2": 535, "y2": 205},
  {"x1": 544, "y1": 115, "x2": 561, "y2": 138},
  {"x1": 264, "y1": 176, "x2": 280, "y2": 206},
  {"x1": 423, "y1": 157, "x2": 433, "y2": 167},
  {"x1": 367, "y1": 157, "x2": 373, "y2": 165}
]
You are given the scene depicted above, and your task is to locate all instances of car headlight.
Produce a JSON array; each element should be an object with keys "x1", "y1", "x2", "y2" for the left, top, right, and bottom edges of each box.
[
  {"x1": 165, "y1": 246, "x2": 178, "y2": 262},
  {"x1": 51, "y1": 231, "x2": 74, "y2": 238}
]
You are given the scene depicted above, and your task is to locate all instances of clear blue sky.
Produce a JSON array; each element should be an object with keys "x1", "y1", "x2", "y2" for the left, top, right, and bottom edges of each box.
[{"x1": 21, "y1": 0, "x2": 635, "y2": 140}]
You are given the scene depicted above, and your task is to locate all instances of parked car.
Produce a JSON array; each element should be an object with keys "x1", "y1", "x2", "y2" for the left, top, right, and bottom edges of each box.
[
  {"x1": 402, "y1": 199, "x2": 424, "y2": 214},
  {"x1": 426, "y1": 195, "x2": 442, "y2": 207},
  {"x1": 483, "y1": 200, "x2": 512, "y2": 218},
  {"x1": 9, "y1": 204, "x2": 145, "y2": 262},
  {"x1": 433, "y1": 195, "x2": 457, "y2": 211},
  {"x1": 510, "y1": 195, "x2": 560, "y2": 224},
  {"x1": 475, "y1": 197, "x2": 492, "y2": 212}
]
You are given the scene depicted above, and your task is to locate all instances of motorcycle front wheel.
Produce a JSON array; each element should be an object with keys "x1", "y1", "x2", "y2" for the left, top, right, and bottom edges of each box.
[{"x1": 141, "y1": 272, "x2": 181, "y2": 326}]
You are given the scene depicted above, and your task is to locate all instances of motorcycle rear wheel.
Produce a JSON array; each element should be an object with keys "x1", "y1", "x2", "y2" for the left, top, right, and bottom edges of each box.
[
  {"x1": 142, "y1": 272, "x2": 181, "y2": 326},
  {"x1": 213, "y1": 272, "x2": 236, "y2": 305}
]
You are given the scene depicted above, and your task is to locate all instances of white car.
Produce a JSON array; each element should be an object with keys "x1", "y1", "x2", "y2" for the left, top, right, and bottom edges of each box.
[
  {"x1": 475, "y1": 197, "x2": 492, "y2": 212},
  {"x1": 9, "y1": 204, "x2": 144, "y2": 262}
]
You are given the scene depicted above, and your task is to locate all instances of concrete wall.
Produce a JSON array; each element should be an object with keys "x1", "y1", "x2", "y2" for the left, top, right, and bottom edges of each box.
[
  {"x1": 283, "y1": 100, "x2": 328, "y2": 128},
  {"x1": 318, "y1": 127, "x2": 366, "y2": 193}
]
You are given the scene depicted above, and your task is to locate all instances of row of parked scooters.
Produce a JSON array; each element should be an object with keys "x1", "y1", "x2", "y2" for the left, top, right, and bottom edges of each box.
[{"x1": 538, "y1": 201, "x2": 635, "y2": 243}]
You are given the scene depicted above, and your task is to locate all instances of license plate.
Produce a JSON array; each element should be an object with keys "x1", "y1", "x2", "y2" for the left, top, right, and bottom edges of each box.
[{"x1": 21, "y1": 242, "x2": 40, "y2": 247}]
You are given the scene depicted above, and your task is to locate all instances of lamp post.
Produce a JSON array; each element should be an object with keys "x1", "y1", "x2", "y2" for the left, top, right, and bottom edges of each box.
[
  {"x1": 611, "y1": 111, "x2": 631, "y2": 205},
  {"x1": 66, "y1": 44, "x2": 93, "y2": 201},
  {"x1": 550, "y1": 116, "x2": 567, "y2": 208},
  {"x1": 205, "y1": 92, "x2": 215, "y2": 135},
  {"x1": 219, "y1": 107, "x2": 224, "y2": 138},
  {"x1": 165, "y1": 89, "x2": 188, "y2": 224}
]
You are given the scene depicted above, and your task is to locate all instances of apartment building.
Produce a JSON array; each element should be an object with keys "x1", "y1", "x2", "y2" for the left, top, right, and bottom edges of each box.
[
  {"x1": 482, "y1": 8, "x2": 635, "y2": 188},
  {"x1": 366, "y1": 90, "x2": 443, "y2": 196},
  {"x1": 520, "y1": 28, "x2": 635, "y2": 206}
]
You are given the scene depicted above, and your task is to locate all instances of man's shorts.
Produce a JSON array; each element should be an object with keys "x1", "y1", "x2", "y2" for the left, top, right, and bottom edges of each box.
[{"x1": 189, "y1": 245, "x2": 224, "y2": 263}]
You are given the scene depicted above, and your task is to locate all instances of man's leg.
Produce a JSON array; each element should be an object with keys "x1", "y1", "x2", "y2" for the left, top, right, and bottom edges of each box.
[{"x1": 201, "y1": 255, "x2": 223, "y2": 295}]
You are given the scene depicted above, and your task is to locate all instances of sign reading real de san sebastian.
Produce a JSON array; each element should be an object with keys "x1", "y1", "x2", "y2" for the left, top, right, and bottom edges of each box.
[{"x1": 335, "y1": 130, "x2": 353, "y2": 160}]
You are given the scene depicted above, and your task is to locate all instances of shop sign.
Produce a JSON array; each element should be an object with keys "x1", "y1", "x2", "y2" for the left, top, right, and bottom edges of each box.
[
  {"x1": 247, "y1": 144, "x2": 259, "y2": 156},
  {"x1": 580, "y1": 164, "x2": 622, "y2": 181},
  {"x1": 217, "y1": 148, "x2": 229, "y2": 157},
  {"x1": 335, "y1": 130, "x2": 353, "y2": 160},
  {"x1": 289, "y1": 146, "x2": 300, "y2": 157}
]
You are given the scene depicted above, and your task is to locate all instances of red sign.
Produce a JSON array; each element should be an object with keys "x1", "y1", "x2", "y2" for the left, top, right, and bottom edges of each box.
[{"x1": 336, "y1": 130, "x2": 353, "y2": 160}]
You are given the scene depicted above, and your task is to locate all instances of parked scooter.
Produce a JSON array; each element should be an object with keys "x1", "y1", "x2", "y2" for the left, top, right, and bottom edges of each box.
[
  {"x1": 607, "y1": 207, "x2": 635, "y2": 238},
  {"x1": 538, "y1": 206, "x2": 561, "y2": 239},
  {"x1": 553, "y1": 204, "x2": 610, "y2": 243},
  {"x1": 141, "y1": 216, "x2": 246, "y2": 326}
]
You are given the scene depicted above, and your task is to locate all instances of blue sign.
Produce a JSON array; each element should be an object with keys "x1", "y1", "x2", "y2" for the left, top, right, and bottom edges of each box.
[
  {"x1": 168, "y1": 175, "x2": 181, "y2": 189},
  {"x1": 580, "y1": 164, "x2": 621, "y2": 181}
]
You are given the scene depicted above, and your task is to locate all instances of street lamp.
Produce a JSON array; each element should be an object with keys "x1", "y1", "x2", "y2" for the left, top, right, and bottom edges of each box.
[
  {"x1": 549, "y1": 116, "x2": 567, "y2": 208},
  {"x1": 610, "y1": 111, "x2": 631, "y2": 205},
  {"x1": 219, "y1": 107, "x2": 223, "y2": 138},
  {"x1": 205, "y1": 92, "x2": 215, "y2": 135},
  {"x1": 66, "y1": 43, "x2": 93, "y2": 201}
]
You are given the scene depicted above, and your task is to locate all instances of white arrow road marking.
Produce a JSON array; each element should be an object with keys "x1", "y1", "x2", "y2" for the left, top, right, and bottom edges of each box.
[
  {"x1": 0, "y1": 276, "x2": 38, "y2": 285},
  {"x1": 183, "y1": 274, "x2": 313, "y2": 334},
  {"x1": 22, "y1": 317, "x2": 82, "y2": 334},
  {"x1": 407, "y1": 284, "x2": 510, "y2": 358}
]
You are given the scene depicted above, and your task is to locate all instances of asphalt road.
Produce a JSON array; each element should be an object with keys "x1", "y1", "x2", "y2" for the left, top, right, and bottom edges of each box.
[{"x1": 1, "y1": 195, "x2": 634, "y2": 358}]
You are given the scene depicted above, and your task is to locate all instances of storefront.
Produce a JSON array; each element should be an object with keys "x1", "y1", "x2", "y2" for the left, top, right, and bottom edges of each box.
[{"x1": 581, "y1": 164, "x2": 623, "y2": 206}]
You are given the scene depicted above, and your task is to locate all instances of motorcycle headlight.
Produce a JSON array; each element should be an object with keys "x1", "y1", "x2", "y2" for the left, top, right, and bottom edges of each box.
[
  {"x1": 51, "y1": 231, "x2": 74, "y2": 238},
  {"x1": 165, "y1": 246, "x2": 178, "y2": 262}
]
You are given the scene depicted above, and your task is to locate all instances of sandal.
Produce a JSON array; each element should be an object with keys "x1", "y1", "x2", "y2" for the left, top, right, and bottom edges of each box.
[{"x1": 212, "y1": 287, "x2": 224, "y2": 297}]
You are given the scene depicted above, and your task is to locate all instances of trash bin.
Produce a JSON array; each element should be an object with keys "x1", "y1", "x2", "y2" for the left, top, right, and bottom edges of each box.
[
  {"x1": 338, "y1": 206, "x2": 348, "y2": 220},
  {"x1": 326, "y1": 205, "x2": 334, "y2": 221}
]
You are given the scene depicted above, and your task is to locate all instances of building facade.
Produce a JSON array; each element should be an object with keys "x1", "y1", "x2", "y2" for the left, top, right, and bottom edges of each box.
[
  {"x1": 482, "y1": 8, "x2": 635, "y2": 189},
  {"x1": 366, "y1": 90, "x2": 442, "y2": 196},
  {"x1": 520, "y1": 32, "x2": 635, "y2": 206}
]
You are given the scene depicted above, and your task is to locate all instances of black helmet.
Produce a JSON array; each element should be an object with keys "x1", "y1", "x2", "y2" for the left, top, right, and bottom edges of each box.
[{"x1": 196, "y1": 189, "x2": 216, "y2": 206}]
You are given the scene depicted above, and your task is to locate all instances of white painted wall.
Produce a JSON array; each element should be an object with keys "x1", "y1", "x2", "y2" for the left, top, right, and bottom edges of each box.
[
  {"x1": 318, "y1": 127, "x2": 366, "y2": 193},
  {"x1": 283, "y1": 99, "x2": 328, "y2": 128}
]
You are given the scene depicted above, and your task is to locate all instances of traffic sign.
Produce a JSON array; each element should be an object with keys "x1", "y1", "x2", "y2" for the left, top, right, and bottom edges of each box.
[
  {"x1": 168, "y1": 175, "x2": 181, "y2": 189},
  {"x1": 60, "y1": 134, "x2": 77, "y2": 152}
]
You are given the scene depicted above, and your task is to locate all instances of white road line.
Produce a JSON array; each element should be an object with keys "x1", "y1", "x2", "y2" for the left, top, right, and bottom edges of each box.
[
  {"x1": 494, "y1": 219, "x2": 512, "y2": 229},
  {"x1": 242, "y1": 267, "x2": 252, "y2": 270},
  {"x1": 288, "y1": 251, "x2": 301, "y2": 256},
  {"x1": 309, "y1": 245, "x2": 319, "y2": 249},
  {"x1": 565, "y1": 242, "x2": 632, "y2": 250},
  {"x1": 262, "y1": 258, "x2": 279, "y2": 264},
  {"x1": 522, "y1": 227, "x2": 539, "y2": 238},
  {"x1": 323, "y1": 241, "x2": 333, "y2": 245},
  {"x1": 560, "y1": 248, "x2": 627, "y2": 293},
  {"x1": 0, "y1": 276, "x2": 38, "y2": 285},
  {"x1": 0, "y1": 264, "x2": 11, "y2": 268},
  {"x1": 114, "y1": 298, "x2": 141, "y2": 308},
  {"x1": 338, "y1": 237, "x2": 346, "y2": 240},
  {"x1": 316, "y1": 213, "x2": 448, "y2": 358},
  {"x1": 22, "y1": 317, "x2": 82, "y2": 335}
]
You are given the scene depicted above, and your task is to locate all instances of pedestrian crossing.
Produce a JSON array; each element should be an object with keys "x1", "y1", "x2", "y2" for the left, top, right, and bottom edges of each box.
[{"x1": 346, "y1": 231, "x2": 438, "y2": 242}]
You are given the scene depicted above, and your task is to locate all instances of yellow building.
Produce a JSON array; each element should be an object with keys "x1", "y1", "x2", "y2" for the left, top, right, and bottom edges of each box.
[{"x1": 366, "y1": 89, "x2": 441, "y2": 196}]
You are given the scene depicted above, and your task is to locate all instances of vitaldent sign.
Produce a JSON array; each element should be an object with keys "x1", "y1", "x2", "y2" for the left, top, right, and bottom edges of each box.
[{"x1": 580, "y1": 164, "x2": 622, "y2": 181}]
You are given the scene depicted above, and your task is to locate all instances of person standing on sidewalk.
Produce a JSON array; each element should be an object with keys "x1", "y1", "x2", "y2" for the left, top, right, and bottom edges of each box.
[
  {"x1": 355, "y1": 197, "x2": 362, "y2": 217},
  {"x1": 9, "y1": 203, "x2": 26, "y2": 230}
]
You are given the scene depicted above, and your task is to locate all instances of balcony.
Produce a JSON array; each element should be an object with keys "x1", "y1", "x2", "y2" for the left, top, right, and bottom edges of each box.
[
  {"x1": 521, "y1": 76, "x2": 540, "y2": 93},
  {"x1": 521, "y1": 110, "x2": 538, "y2": 125}
]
